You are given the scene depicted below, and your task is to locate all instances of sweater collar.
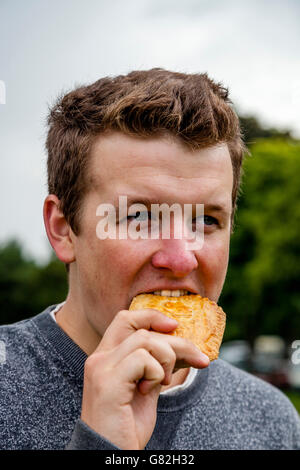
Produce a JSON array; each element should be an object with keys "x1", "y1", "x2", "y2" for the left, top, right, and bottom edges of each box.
[{"x1": 32, "y1": 305, "x2": 87, "y2": 380}]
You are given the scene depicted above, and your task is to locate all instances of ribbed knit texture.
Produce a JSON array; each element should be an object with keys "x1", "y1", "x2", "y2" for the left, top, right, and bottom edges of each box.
[{"x1": 0, "y1": 306, "x2": 299, "y2": 450}]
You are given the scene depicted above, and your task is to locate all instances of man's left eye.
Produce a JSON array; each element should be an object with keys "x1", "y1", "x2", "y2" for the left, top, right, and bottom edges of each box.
[
  {"x1": 194, "y1": 215, "x2": 218, "y2": 226},
  {"x1": 204, "y1": 215, "x2": 218, "y2": 226}
]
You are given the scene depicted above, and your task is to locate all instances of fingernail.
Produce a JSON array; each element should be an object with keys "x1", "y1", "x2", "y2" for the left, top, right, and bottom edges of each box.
[
  {"x1": 166, "y1": 316, "x2": 178, "y2": 324},
  {"x1": 199, "y1": 352, "x2": 210, "y2": 365}
]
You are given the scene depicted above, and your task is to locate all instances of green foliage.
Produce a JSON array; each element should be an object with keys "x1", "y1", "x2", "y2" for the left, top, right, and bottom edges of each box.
[
  {"x1": 283, "y1": 390, "x2": 300, "y2": 414},
  {"x1": 239, "y1": 115, "x2": 292, "y2": 145},
  {"x1": 221, "y1": 138, "x2": 300, "y2": 343},
  {"x1": 0, "y1": 240, "x2": 68, "y2": 325}
]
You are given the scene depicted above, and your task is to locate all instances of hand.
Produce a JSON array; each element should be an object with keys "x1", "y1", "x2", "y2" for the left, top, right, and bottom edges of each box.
[{"x1": 80, "y1": 308, "x2": 209, "y2": 450}]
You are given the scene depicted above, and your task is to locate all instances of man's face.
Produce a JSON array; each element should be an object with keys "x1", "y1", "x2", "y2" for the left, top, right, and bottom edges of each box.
[{"x1": 70, "y1": 132, "x2": 233, "y2": 339}]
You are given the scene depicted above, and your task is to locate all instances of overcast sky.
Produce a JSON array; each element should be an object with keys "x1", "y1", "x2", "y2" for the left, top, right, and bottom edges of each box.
[{"x1": 0, "y1": 0, "x2": 299, "y2": 263}]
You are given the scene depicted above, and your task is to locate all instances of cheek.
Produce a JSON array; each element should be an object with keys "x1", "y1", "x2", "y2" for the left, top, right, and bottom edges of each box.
[
  {"x1": 91, "y1": 239, "x2": 145, "y2": 286},
  {"x1": 198, "y1": 238, "x2": 230, "y2": 286}
]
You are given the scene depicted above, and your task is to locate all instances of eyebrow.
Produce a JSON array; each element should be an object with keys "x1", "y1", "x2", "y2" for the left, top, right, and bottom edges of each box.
[
  {"x1": 112, "y1": 196, "x2": 231, "y2": 216},
  {"x1": 204, "y1": 203, "x2": 231, "y2": 217},
  {"x1": 113, "y1": 195, "x2": 162, "y2": 209}
]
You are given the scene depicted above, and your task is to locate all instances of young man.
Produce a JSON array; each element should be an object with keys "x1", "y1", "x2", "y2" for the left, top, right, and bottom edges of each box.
[{"x1": 0, "y1": 69, "x2": 299, "y2": 450}]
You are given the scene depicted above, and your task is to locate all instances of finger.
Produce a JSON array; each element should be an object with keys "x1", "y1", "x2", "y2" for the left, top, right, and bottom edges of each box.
[
  {"x1": 97, "y1": 308, "x2": 178, "y2": 351},
  {"x1": 96, "y1": 327, "x2": 209, "y2": 388},
  {"x1": 100, "y1": 328, "x2": 177, "y2": 386},
  {"x1": 148, "y1": 331, "x2": 210, "y2": 370},
  {"x1": 137, "y1": 379, "x2": 162, "y2": 395},
  {"x1": 118, "y1": 348, "x2": 165, "y2": 395}
]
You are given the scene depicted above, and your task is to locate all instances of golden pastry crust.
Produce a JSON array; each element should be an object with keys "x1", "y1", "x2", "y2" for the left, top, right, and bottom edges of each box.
[{"x1": 129, "y1": 294, "x2": 226, "y2": 361}]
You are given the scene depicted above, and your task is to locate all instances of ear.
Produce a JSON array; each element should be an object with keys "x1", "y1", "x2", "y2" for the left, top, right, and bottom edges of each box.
[{"x1": 43, "y1": 195, "x2": 76, "y2": 264}]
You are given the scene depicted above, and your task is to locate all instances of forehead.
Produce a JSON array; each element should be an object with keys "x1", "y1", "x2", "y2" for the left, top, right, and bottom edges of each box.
[{"x1": 87, "y1": 132, "x2": 233, "y2": 207}]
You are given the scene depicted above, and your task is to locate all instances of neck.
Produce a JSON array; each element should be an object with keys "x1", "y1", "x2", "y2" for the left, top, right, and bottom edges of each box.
[
  {"x1": 55, "y1": 298, "x2": 100, "y2": 356},
  {"x1": 161, "y1": 368, "x2": 190, "y2": 392}
]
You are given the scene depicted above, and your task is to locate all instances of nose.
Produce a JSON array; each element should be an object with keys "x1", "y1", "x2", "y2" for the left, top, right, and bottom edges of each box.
[{"x1": 151, "y1": 238, "x2": 198, "y2": 278}]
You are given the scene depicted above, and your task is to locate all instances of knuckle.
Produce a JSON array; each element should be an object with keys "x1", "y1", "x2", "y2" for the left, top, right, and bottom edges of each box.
[
  {"x1": 158, "y1": 366, "x2": 165, "y2": 380},
  {"x1": 136, "y1": 328, "x2": 150, "y2": 342},
  {"x1": 180, "y1": 336, "x2": 194, "y2": 349},
  {"x1": 84, "y1": 355, "x2": 97, "y2": 375},
  {"x1": 155, "y1": 363, "x2": 165, "y2": 381},
  {"x1": 84, "y1": 352, "x2": 105, "y2": 376},
  {"x1": 117, "y1": 309, "x2": 129, "y2": 322},
  {"x1": 168, "y1": 348, "x2": 177, "y2": 364},
  {"x1": 84, "y1": 353, "x2": 112, "y2": 392},
  {"x1": 164, "y1": 349, "x2": 176, "y2": 370},
  {"x1": 135, "y1": 347, "x2": 149, "y2": 360}
]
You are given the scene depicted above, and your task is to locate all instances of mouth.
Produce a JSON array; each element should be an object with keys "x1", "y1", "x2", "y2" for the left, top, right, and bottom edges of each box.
[
  {"x1": 136, "y1": 289, "x2": 194, "y2": 298},
  {"x1": 128, "y1": 289, "x2": 197, "y2": 309}
]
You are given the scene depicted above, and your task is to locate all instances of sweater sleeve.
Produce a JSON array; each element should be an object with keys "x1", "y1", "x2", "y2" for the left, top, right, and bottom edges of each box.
[{"x1": 65, "y1": 419, "x2": 121, "y2": 450}]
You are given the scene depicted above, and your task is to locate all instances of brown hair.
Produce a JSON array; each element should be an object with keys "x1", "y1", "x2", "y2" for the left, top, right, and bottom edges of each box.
[{"x1": 46, "y1": 68, "x2": 246, "y2": 236}]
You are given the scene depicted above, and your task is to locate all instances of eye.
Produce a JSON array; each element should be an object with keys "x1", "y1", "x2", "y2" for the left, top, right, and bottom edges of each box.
[
  {"x1": 127, "y1": 211, "x2": 153, "y2": 221},
  {"x1": 193, "y1": 215, "x2": 219, "y2": 227},
  {"x1": 203, "y1": 215, "x2": 218, "y2": 226}
]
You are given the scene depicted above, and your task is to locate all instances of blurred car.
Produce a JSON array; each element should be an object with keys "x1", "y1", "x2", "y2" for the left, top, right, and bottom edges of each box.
[
  {"x1": 287, "y1": 341, "x2": 300, "y2": 391},
  {"x1": 287, "y1": 363, "x2": 300, "y2": 391},
  {"x1": 219, "y1": 340, "x2": 252, "y2": 371},
  {"x1": 251, "y1": 335, "x2": 289, "y2": 389}
]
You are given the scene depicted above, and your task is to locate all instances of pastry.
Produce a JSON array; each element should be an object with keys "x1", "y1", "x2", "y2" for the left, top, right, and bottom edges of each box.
[{"x1": 129, "y1": 294, "x2": 226, "y2": 361}]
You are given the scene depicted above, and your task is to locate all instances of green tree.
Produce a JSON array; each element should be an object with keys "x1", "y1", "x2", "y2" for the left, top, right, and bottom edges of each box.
[
  {"x1": 221, "y1": 138, "x2": 300, "y2": 343},
  {"x1": 0, "y1": 240, "x2": 68, "y2": 325},
  {"x1": 239, "y1": 115, "x2": 291, "y2": 145}
]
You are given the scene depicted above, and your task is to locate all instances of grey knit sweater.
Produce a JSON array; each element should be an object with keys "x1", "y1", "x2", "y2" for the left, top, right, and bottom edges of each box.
[{"x1": 0, "y1": 305, "x2": 299, "y2": 450}]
